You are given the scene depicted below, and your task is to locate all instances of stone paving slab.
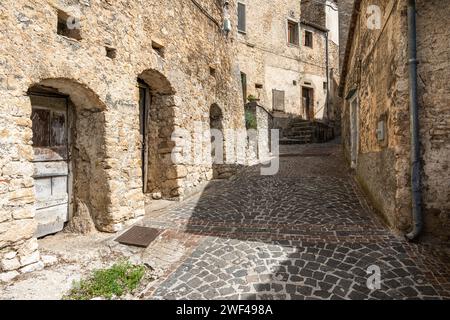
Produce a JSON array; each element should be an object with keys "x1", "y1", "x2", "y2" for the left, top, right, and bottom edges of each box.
[
  {"x1": 149, "y1": 237, "x2": 450, "y2": 300},
  {"x1": 141, "y1": 141, "x2": 450, "y2": 300}
]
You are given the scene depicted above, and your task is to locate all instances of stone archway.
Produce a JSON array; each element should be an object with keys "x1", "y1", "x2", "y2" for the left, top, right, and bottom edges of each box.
[
  {"x1": 137, "y1": 70, "x2": 179, "y2": 199},
  {"x1": 28, "y1": 79, "x2": 108, "y2": 236}
]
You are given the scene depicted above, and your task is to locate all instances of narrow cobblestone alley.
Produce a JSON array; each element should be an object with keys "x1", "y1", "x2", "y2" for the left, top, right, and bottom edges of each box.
[{"x1": 139, "y1": 141, "x2": 450, "y2": 300}]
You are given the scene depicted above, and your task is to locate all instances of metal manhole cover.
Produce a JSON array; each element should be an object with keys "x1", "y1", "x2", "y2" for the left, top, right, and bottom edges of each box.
[{"x1": 115, "y1": 226, "x2": 162, "y2": 248}]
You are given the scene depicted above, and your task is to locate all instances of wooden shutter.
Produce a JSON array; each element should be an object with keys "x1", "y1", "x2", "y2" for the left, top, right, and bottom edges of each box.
[
  {"x1": 238, "y1": 3, "x2": 246, "y2": 32},
  {"x1": 272, "y1": 89, "x2": 285, "y2": 112},
  {"x1": 288, "y1": 21, "x2": 299, "y2": 45}
]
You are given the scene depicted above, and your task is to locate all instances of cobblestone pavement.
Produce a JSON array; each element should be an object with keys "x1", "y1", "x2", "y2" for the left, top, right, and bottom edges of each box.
[{"x1": 141, "y1": 141, "x2": 450, "y2": 300}]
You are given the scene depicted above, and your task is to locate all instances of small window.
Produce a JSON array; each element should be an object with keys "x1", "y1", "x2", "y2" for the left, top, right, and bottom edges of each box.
[
  {"x1": 57, "y1": 10, "x2": 81, "y2": 40},
  {"x1": 237, "y1": 3, "x2": 246, "y2": 33},
  {"x1": 105, "y1": 47, "x2": 117, "y2": 59},
  {"x1": 287, "y1": 20, "x2": 299, "y2": 46},
  {"x1": 323, "y1": 82, "x2": 328, "y2": 90},
  {"x1": 304, "y1": 30, "x2": 313, "y2": 48}
]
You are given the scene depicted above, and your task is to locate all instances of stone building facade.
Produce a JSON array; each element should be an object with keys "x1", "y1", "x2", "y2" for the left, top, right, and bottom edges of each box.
[
  {"x1": 300, "y1": 0, "x2": 340, "y2": 122},
  {"x1": 337, "y1": 0, "x2": 355, "y2": 70},
  {"x1": 236, "y1": 0, "x2": 340, "y2": 122},
  {"x1": 0, "y1": 0, "x2": 245, "y2": 281},
  {"x1": 340, "y1": 0, "x2": 450, "y2": 240}
]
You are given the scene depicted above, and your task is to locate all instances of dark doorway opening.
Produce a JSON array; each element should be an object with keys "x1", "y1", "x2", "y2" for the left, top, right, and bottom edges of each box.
[
  {"x1": 302, "y1": 87, "x2": 314, "y2": 120},
  {"x1": 209, "y1": 104, "x2": 224, "y2": 179},
  {"x1": 138, "y1": 79, "x2": 150, "y2": 193}
]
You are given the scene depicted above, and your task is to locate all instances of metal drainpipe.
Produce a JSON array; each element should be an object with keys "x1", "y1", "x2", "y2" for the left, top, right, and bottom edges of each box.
[
  {"x1": 325, "y1": 31, "x2": 330, "y2": 121},
  {"x1": 405, "y1": 0, "x2": 423, "y2": 241}
]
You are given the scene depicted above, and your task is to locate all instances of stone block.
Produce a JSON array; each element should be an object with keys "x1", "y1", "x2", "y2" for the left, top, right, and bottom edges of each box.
[
  {"x1": 19, "y1": 261, "x2": 44, "y2": 274},
  {"x1": 19, "y1": 250, "x2": 40, "y2": 267},
  {"x1": 8, "y1": 187, "x2": 34, "y2": 203},
  {"x1": 0, "y1": 257, "x2": 21, "y2": 271},
  {"x1": 18, "y1": 238, "x2": 39, "y2": 256},
  {"x1": 167, "y1": 165, "x2": 187, "y2": 179},
  {"x1": 0, "y1": 219, "x2": 37, "y2": 249},
  {"x1": 12, "y1": 207, "x2": 35, "y2": 220},
  {"x1": 3, "y1": 251, "x2": 17, "y2": 260},
  {"x1": 0, "y1": 210, "x2": 11, "y2": 223},
  {"x1": 0, "y1": 270, "x2": 19, "y2": 283},
  {"x1": 41, "y1": 255, "x2": 58, "y2": 267},
  {"x1": 2, "y1": 161, "x2": 33, "y2": 177}
]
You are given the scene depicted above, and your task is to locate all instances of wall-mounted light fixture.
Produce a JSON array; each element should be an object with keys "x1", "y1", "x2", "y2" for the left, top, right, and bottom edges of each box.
[{"x1": 223, "y1": 1, "x2": 232, "y2": 36}]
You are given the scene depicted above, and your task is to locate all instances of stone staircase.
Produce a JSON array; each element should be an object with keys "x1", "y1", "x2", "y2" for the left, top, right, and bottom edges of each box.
[
  {"x1": 279, "y1": 119, "x2": 334, "y2": 145},
  {"x1": 280, "y1": 119, "x2": 314, "y2": 144}
]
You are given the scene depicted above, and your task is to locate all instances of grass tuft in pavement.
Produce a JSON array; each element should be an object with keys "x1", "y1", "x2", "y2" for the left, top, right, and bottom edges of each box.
[{"x1": 64, "y1": 260, "x2": 146, "y2": 300}]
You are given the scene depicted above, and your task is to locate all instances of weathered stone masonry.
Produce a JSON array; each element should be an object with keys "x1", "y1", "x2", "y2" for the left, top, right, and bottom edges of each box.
[
  {"x1": 236, "y1": 0, "x2": 341, "y2": 141},
  {"x1": 340, "y1": 0, "x2": 450, "y2": 240},
  {"x1": 0, "y1": 0, "x2": 244, "y2": 281}
]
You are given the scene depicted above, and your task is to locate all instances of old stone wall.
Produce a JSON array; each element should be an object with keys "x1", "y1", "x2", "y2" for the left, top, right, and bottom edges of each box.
[
  {"x1": 338, "y1": 0, "x2": 355, "y2": 71},
  {"x1": 237, "y1": 0, "x2": 303, "y2": 115},
  {"x1": 300, "y1": 23, "x2": 340, "y2": 120},
  {"x1": 342, "y1": 0, "x2": 411, "y2": 232},
  {"x1": 237, "y1": 0, "x2": 340, "y2": 121},
  {"x1": 341, "y1": 0, "x2": 450, "y2": 240},
  {"x1": 301, "y1": 0, "x2": 327, "y2": 27},
  {"x1": 415, "y1": 0, "x2": 450, "y2": 240},
  {"x1": 0, "y1": 0, "x2": 244, "y2": 280}
]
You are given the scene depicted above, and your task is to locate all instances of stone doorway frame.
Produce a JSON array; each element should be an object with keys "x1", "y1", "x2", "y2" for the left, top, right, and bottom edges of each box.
[
  {"x1": 27, "y1": 79, "x2": 109, "y2": 235},
  {"x1": 137, "y1": 70, "x2": 179, "y2": 199},
  {"x1": 302, "y1": 86, "x2": 315, "y2": 120}
]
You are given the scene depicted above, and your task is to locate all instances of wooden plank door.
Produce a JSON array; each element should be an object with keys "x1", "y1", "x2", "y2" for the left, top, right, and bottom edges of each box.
[
  {"x1": 30, "y1": 95, "x2": 70, "y2": 238},
  {"x1": 139, "y1": 84, "x2": 149, "y2": 193},
  {"x1": 302, "y1": 87, "x2": 314, "y2": 120}
]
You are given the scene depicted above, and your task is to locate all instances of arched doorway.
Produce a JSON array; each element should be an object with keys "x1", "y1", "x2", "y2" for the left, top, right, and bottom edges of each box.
[
  {"x1": 137, "y1": 70, "x2": 178, "y2": 198},
  {"x1": 28, "y1": 79, "x2": 108, "y2": 237},
  {"x1": 209, "y1": 104, "x2": 224, "y2": 179}
]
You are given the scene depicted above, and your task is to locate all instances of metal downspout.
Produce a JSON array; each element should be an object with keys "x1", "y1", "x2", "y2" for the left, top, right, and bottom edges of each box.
[
  {"x1": 405, "y1": 0, "x2": 423, "y2": 241},
  {"x1": 325, "y1": 31, "x2": 330, "y2": 121}
]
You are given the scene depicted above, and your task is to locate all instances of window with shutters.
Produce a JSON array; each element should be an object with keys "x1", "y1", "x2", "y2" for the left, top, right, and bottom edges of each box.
[
  {"x1": 287, "y1": 20, "x2": 299, "y2": 46},
  {"x1": 272, "y1": 89, "x2": 285, "y2": 112},
  {"x1": 237, "y1": 3, "x2": 246, "y2": 33}
]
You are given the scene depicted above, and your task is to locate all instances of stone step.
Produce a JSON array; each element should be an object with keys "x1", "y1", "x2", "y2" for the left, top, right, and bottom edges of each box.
[
  {"x1": 286, "y1": 131, "x2": 313, "y2": 136},
  {"x1": 285, "y1": 134, "x2": 312, "y2": 140},
  {"x1": 291, "y1": 122, "x2": 313, "y2": 128},
  {"x1": 279, "y1": 138, "x2": 311, "y2": 145},
  {"x1": 288, "y1": 133, "x2": 313, "y2": 138},
  {"x1": 289, "y1": 128, "x2": 314, "y2": 134}
]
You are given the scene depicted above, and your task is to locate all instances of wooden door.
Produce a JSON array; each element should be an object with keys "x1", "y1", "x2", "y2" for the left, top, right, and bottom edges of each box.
[
  {"x1": 138, "y1": 84, "x2": 150, "y2": 193},
  {"x1": 30, "y1": 94, "x2": 69, "y2": 238},
  {"x1": 302, "y1": 87, "x2": 314, "y2": 120}
]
